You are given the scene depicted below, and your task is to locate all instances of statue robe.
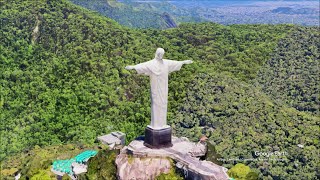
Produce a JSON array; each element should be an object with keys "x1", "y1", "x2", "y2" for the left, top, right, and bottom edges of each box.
[{"x1": 134, "y1": 59, "x2": 184, "y2": 129}]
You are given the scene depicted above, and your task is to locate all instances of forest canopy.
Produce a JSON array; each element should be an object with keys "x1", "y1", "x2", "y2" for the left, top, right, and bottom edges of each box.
[{"x1": 0, "y1": 0, "x2": 319, "y2": 179}]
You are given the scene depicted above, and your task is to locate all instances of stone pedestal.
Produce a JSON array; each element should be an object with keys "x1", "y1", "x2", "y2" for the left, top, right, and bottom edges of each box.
[
  {"x1": 144, "y1": 126, "x2": 172, "y2": 148},
  {"x1": 118, "y1": 137, "x2": 230, "y2": 180}
]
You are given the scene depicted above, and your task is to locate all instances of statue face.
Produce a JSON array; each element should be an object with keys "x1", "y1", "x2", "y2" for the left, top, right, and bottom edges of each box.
[{"x1": 155, "y1": 48, "x2": 165, "y2": 60}]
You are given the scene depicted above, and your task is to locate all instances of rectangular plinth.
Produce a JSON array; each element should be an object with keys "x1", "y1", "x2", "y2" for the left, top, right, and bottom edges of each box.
[{"x1": 144, "y1": 126, "x2": 172, "y2": 149}]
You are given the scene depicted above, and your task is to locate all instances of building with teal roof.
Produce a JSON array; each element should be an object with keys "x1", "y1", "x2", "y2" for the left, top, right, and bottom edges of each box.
[{"x1": 51, "y1": 150, "x2": 98, "y2": 179}]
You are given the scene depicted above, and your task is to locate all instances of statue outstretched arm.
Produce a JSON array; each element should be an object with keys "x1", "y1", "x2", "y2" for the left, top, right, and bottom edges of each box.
[
  {"x1": 183, "y1": 60, "x2": 193, "y2": 64},
  {"x1": 125, "y1": 65, "x2": 135, "y2": 70},
  {"x1": 125, "y1": 62, "x2": 152, "y2": 75},
  {"x1": 167, "y1": 59, "x2": 193, "y2": 73}
]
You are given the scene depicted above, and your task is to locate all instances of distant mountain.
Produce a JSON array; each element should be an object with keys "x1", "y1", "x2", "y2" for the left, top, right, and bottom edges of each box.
[
  {"x1": 270, "y1": 7, "x2": 319, "y2": 15},
  {"x1": 161, "y1": 12, "x2": 177, "y2": 28},
  {"x1": 70, "y1": 0, "x2": 178, "y2": 29},
  {"x1": 70, "y1": 0, "x2": 319, "y2": 28},
  {"x1": 121, "y1": 0, "x2": 205, "y2": 24},
  {"x1": 1, "y1": 0, "x2": 319, "y2": 179},
  {"x1": 121, "y1": 0, "x2": 320, "y2": 26},
  {"x1": 70, "y1": 0, "x2": 206, "y2": 29}
]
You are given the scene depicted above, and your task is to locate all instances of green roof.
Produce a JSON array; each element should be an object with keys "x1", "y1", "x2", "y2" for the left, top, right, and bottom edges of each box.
[
  {"x1": 75, "y1": 150, "x2": 98, "y2": 163},
  {"x1": 52, "y1": 158, "x2": 76, "y2": 174},
  {"x1": 52, "y1": 150, "x2": 98, "y2": 175}
]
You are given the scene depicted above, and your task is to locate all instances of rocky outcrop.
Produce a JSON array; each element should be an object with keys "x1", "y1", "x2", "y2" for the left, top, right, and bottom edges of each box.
[
  {"x1": 161, "y1": 12, "x2": 178, "y2": 28},
  {"x1": 189, "y1": 141, "x2": 207, "y2": 157},
  {"x1": 116, "y1": 154, "x2": 171, "y2": 180},
  {"x1": 115, "y1": 137, "x2": 229, "y2": 180},
  {"x1": 31, "y1": 16, "x2": 40, "y2": 44}
]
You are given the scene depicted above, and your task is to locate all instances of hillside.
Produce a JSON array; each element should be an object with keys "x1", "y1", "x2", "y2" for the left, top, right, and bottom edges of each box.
[
  {"x1": 69, "y1": 0, "x2": 178, "y2": 29},
  {"x1": 70, "y1": 0, "x2": 207, "y2": 29},
  {"x1": 0, "y1": 144, "x2": 118, "y2": 180},
  {"x1": 1, "y1": 0, "x2": 158, "y2": 160},
  {"x1": 153, "y1": 23, "x2": 292, "y2": 81},
  {"x1": 173, "y1": 73, "x2": 319, "y2": 179},
  {"x1": 120, "y1": 0, "x2": 205, "y2": 24},
  {"x1": 255, "y1": 27, "x2": 319, "y2": 114},
  {"x1": 0, "y1": 0, "x2": 319, "y2": 179}
]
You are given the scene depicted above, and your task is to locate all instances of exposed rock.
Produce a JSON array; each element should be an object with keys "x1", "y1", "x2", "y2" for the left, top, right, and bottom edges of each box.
[
  {"x1": 116, "y1": 153, "x2": 172, "y2": 180},
  {"x1": 161, "y1": 12, "x2": 177, "y2": 28},
  {"x1": 15, "y1": 172, "x2": 21, "y2": 180},
  {"x1": 31, "y1": 16, "x2": 40, "y2": 44},
  {"x1": 297, "y1": 144, "x2": 304, "y2": 148},
  {"x1": 116, "y1": 137, "x2": 229, "y2": 180},
  {"x1": 189, "y1": 141, "x2": 207, "y2": 158}
]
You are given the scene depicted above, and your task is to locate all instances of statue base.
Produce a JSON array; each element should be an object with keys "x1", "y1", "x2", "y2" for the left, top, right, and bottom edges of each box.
[{"x1": 144, "y1": 126, "x2": 172, "y2": 149}]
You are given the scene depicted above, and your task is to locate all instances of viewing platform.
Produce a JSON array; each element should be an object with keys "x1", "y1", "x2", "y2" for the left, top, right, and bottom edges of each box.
[{"x1": 118, "y1": 136, "x2": 230, "y2": 180}]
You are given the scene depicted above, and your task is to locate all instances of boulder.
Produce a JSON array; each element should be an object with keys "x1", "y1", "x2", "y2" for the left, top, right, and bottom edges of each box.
[{"x1": 115, "y1": 154, "x2": 171, "y2": 180}]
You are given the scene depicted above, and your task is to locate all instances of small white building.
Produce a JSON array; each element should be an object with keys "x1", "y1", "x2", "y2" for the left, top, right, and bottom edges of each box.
[{"x1": 97, "y1": 131, "x2": 126, "y2": 149}]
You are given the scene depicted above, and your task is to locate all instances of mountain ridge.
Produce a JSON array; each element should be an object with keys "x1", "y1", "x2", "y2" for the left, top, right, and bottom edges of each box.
[
  {"x1": 69, "y1": 0, "x2": 178, "y2": 29},
  {"x1": 0, "y1": 0, "x2": 319, "y2": 179}
]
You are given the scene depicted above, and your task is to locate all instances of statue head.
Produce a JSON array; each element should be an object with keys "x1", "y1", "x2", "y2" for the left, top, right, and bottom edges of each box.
[{"x1": 155, "y1": 48, "x2": 165, "y2": 61}]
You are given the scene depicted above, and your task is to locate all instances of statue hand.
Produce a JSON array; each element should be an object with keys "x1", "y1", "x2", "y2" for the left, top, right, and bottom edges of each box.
[
  {"x1": 125, "y1": 65, "x2": 135, "y2": 70},
  {"x1": 184, "y1": 60, "x2": 193, "y2": 64}
]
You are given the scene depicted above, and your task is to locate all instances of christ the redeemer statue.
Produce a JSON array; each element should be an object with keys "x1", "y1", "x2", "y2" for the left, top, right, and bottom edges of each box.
[
  {"x1": 125, "y1": 48, "x2": 193, "y2": 129},
  {"x1": 125, "y1": 48, "x2": 192, "y2": 148}
]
